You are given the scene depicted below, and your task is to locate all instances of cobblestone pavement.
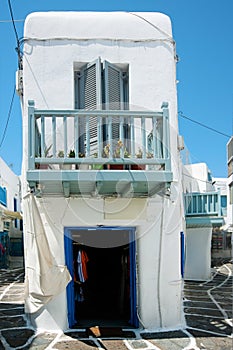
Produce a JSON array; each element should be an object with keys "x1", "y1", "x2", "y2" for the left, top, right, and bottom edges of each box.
[{"x1": 0, "y1": 260, "x2": 232, "y2": 349}]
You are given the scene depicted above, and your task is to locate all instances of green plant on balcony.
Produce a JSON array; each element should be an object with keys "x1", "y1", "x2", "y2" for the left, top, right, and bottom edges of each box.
[
  {"x1": 58, "y1": 150, "x2": 64, "y2": 158},
  {"x1": 103, "y1": 140, "x2": 130, "y2": 170},
  {"x1": 68, "y1": 149, "x2": 75, "y2": 158},
  {"x1": 103, "y1": 140, "x2": 129, "y2": 158},
  {"x1": 136, "y1": 147, "x2": 143, "y2": 158},
  {"x1": 78, "y1": 151, "x2": 89, "y2": 169},
  {"x1": 35, "y1": 144, "x2": 52, "y2": 169},
  {"x1": 131, "y1": 147, "x2": 146, "y2": 170},
  {"x1": 113, "y1": 140, "x2": 124, "y2": 158},
  {"x1": 91, "y1": 152, "x2": 103, "y2": 170},
  {"x1": 57, "y1": 150, "x2": 66, "y2": 169}
]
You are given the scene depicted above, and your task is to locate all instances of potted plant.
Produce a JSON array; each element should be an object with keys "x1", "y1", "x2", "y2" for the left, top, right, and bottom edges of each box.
[
  {"x1": 131, "y1": 147, "x2": 146, "y2": 170},
  {"x1": 57, "y1": 150, "x2": 67, "y2": 170},
  {"x1": 67, "y1": 149, "x2": 76, "y2": 170},
  {"x1": 68, "y1": 149, "x2": 75, "y2": 158},
  {"x1": 35, "y1": 144, "x2": 52, "y2": 169},
  {"x1": 111, "y1": 140, "x2": 125, "y2": 170},
  {"x1": 91, "y1": 152, "x2": 103, "y2": 170},
  {"x1": 78, "y1": 152, "x2": 89, "y2": 170}
]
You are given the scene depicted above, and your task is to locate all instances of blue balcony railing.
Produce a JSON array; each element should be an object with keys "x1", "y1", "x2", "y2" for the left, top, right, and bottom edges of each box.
[
  {"x1": 26, "y1": 101, "x2": 173, "y2": 197},
  {"x1": 184, "y1": 192, "x2": 222, "y2": 217},
  {"x1": 28, "y1": 101, "x2": 171, "y2": 170}
]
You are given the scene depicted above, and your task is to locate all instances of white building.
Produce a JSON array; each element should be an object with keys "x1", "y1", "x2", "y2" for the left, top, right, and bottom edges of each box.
[
  {"x1": 183, "y1": 162, "x2": 227, "y2": 280},
  {"x1": 0, "y1": 157, "x2": 23, "y2": 266},
  {"x1": 20, "y1": 11, "x2": 185, "y2": 332}
]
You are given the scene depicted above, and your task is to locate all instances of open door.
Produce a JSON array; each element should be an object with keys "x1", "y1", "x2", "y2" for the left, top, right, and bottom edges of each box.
[{"x1": 64, "y1": 226, "x2": 138, "y2": 328}]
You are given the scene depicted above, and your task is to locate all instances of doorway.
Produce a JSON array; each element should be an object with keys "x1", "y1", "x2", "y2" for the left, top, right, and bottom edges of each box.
[{"x1": 64, "y1": 226, "x2": 138, "y2": 328}]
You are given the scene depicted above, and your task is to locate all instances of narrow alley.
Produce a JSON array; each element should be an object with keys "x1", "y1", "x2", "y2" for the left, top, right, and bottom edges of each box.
[{"x1": 0, "y1": 260, "x2": 232, "y2": 350}]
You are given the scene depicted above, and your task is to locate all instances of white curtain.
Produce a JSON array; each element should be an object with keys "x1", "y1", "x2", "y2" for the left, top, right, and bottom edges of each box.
[{"x1": 24, "y1": 194, "x2": 71, "y2": 313}]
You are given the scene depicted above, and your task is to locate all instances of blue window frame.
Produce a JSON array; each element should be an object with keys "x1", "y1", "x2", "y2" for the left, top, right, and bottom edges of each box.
[{"x1": 0, "y1": 187, "x2": 7, "y2": 207}]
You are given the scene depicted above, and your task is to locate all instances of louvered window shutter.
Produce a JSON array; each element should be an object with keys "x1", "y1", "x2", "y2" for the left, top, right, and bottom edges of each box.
[
  {"x1": 103, "y1": 61, "x2": 129, "y2": 145},
  {"x1": 78, "y1": 58, "x2": 102, "y2": 154},
  {"x1": 104, "y1": 61, "x2": 123, "y2": 143},
  {"x1": 104, "y1": 61, "x2": 124, "y2": 110}
]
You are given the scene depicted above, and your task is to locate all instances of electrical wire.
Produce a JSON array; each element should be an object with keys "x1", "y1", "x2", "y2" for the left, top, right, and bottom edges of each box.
[
  {"x1": 182, "y1": 172, "x2": 215, "y2": 185},
  {"x1": 7, "y1": 0, "x2": 19, "y2": 44},
  {"x1": 7, "y1": 0, "x2": 22, "y2": 69},
  {"x1": 0, "y1": 86, "x2": 16, "y2": 150},
  {"x1": 128, "y1": 12, "x2": 175, "y2": 44},
  {"x1": 0, "y1": 19, "x2": 24, "y2": 23},
  {"x1": 178, "y1": 111, "x2": 231, "y2": 139}
]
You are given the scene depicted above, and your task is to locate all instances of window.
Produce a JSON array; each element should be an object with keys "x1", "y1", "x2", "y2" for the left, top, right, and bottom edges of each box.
[
  {"x1": 221, "y1": 195, "x2": 227, "y2": 216},
  {"x1": 0, "y1": 186, "x2": 7, "y2": 207},
  {"x1": 74, "y1": 58, "x2": 129, "y2": 154}
]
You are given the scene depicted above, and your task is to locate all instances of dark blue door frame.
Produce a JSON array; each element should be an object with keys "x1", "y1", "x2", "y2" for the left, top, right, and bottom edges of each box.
[
  {"x1": 64, "y1": 226, "x2": 138, "y2": 328},
  {"x1": 180, "y1": 231, "x2": 185, "y2": 278}
]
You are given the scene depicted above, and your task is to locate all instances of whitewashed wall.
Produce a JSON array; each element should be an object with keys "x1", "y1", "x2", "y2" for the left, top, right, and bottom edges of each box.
[
  {"x1": 183, "y1": 163, "x2": 215, "y2": 193},
  {"x1": 22, "y1": 12, "x2": 184, "y2": 331},
  {"x1": 184, "y1": 227, "x2": 212, "y2": 281},
  {"x1": 0, "y1": 157, "x2": 21, "y2": 212}
]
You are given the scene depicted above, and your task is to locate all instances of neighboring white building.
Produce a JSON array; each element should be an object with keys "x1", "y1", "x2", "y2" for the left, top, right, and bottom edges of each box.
[
  {"x1": 183, "y1": 162, "x2": 214, "y2": 193},
  {"x1": 183, "y1": 162, "x2": 225, "y2": 280},
  {"x1": 0, "y1": 157, "x2": 23, "y2": 266},
  {"x1": 20, "y1": 11, "x2": 185, "y2": 332}
]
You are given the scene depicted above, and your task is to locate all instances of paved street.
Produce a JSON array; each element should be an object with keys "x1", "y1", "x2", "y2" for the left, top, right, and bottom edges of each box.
[{"x1": 0, "y1": 259, "x2": 232, "y2": 349}]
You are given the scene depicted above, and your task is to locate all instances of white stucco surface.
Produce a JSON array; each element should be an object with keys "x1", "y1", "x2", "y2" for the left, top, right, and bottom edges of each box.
[
  {"x1": 21, "y1": 11, "x2": 184, "y2": 332},
  {"x1": 184, "y1": 227, "x2": 212, "y2": 281},
  {"x1": 24, "y1": 11, "x2": 173, "y2": 40}
]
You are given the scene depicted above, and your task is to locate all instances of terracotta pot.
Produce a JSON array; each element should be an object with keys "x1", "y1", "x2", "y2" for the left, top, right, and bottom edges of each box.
[
  {"x1": 37, "y1": 164, "x2": 49, "y2": 169},
  {"x1": 131, "y1": 164, "x2": 146, "y2": 170},
  {"x1": 108, "y1": 164, "x2": 124, "y2": 170}
]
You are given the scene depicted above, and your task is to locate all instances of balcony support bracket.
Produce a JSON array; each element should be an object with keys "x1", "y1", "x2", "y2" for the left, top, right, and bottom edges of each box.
[{"x1": 63, "y1": 181, "x2": 70, "y2": 198}]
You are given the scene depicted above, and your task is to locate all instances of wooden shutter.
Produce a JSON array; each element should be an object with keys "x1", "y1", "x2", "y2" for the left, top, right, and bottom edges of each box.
[
  {"x1": 79, "y1": 57, "x2": 102, "y2": 110},
  {"x1": 104, "y1": 61, "x2": 123, "y2": 142},
  {"x1": 103, "y1": 61, "x2": 129, "y2": 146},
  {"x1": 78, "y1": 58, "x2": 102, "y2": 154},
  {"x1": 104, "y1": 61, "x2": 124, "y2": 110}
]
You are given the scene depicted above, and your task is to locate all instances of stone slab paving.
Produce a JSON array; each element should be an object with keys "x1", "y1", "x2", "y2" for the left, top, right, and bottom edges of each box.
[{"x1": 0, "y1": 261, "x2": 232, "y2": 349}]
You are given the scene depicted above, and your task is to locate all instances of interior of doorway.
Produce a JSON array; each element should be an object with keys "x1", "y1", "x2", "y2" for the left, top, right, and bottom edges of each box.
[{"x1": 71, "y1": 229, "x2": 132, "y2": 328}]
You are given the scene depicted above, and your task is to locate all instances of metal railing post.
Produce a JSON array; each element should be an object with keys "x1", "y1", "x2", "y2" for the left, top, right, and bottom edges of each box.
[{"x1": 28, "y1": 100, "x2": 35, "y2": 170}]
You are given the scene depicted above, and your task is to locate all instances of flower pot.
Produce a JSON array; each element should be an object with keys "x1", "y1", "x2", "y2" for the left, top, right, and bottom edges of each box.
[
  {"x1": 108, "y1": 164, "x2": 124, "y2": 170},
  {"x1": 37, "y1": 164, "x2": 49, "y2": 169},
  {"x1": 60, "y1": 164, "x2": 72, "y2": 170},
  {"x1": 131, "y1": 164, "x2": 146, "y2": 170},
  {"x1": 78, "y1": 164, "x2": 90, "y2": 170},
  {"x1": 92, "y1": 164, "x2": 104, "y2": 170}
]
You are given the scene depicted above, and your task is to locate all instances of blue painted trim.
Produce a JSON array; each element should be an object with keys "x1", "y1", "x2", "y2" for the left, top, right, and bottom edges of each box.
[
  {"x1": 0, "y1": 187, "x2": 7, "y2": 206},
  {"x1": 64, "y1": 229, "x2": 76, "y2": 328},
  {"x1": 27, "y1": 170, "x2": 173, "y2": 182},
  {"x1": 129, "y1": 228, "x2": 139, "y2": 327},
  {"x1": 180, "y1": 232, "x2": 185, "y2": 279}
]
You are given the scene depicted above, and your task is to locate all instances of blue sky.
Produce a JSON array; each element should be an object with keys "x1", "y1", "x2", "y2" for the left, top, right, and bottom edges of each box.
[{"x1": 0, "y1": 0, "x2": 232, "y2": 177}]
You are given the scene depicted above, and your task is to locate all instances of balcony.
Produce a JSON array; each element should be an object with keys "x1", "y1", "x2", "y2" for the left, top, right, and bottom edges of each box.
[
  {"x1": 184, "y1": 192, "x2": 224, "y2": 227},
  {"x1": 26, "y1": 101, "x2": 173, "y2": 197}
]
